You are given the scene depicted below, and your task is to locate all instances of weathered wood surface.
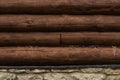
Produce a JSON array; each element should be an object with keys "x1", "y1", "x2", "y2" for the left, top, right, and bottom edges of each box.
[
  {"x1": 0, "y1": 33, "x2": 60, "y2": 46},
  {"x1": 0, "y1": 47, "x2": 119, "y2": 65},
  {"x1": 61, "y1": 32, "x2": 120, "y2": 46},
  {"x1": 0, "y1": 32, "x2": 119, "y2": 46},
  {"x1": 0, "y1": 0, "x2": 120, "y2": 14},
  {"x1": 0, "y1": 15, "x2": 120, "y2": 32}
]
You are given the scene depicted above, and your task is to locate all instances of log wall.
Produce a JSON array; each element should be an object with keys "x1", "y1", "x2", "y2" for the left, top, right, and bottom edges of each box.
[{"x1": 0, "y1": 0, "x2": 120, "y2": 65}]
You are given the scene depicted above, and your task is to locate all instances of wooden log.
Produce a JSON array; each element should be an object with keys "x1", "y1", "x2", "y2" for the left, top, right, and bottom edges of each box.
[
  {"x1": 0, "y1": 47, "x2": 119, "y2": 65},
  {"x1": 0, "y1": 32, "x2": 120, "y2": 46},
  {"x1": 0, "y1": 15, "x2": 120, "y2": 32},
  {"x1": 61, "y1": 32, "x2": 120, "y2": 46},
  {"x1": 0, "y1": 0, "x2": 120, "y2": 14},
  {"x1": 0, "y1": 33, "x2": 60, "y2": 46}
]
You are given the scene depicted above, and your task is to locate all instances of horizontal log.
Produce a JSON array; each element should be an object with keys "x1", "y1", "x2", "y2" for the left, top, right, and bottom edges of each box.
[
  {"x1": 0, "y1": 15, "x2": 120, "y2": 32},
  {"x1": 0, "y1": 0, "x2": 120, "y2": 14},
  {"x1": 0, "y1": 32, "x2": 119, "y2": 46},
  {"x1": 0, "y1": 47, "x2": 119, "y2": 65},
  {"x1": 0, "y1": 33, "x2": 60, "y2": 46},
  {"x1": 61, "y1": 32, "x2": 120, "y2": 46}
]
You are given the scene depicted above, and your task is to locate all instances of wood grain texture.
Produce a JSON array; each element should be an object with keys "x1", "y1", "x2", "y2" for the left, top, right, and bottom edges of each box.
[
  {"x1": 61, "y1": 32, "x2": 120, "y2": 46},
  {"x1": 0, "y1": 32, "x2": 119, "y2": 46},
  {"x1": 0, "y1": 0, "x2": 120, "y2": 14},
  {"x1": 0, "y1": 15, "x2": 120, "y2": 32},
  {"x1": 0, "y1": 33, "x2": 60, "y2": 46},
  {"x1": 0, "y1": 47, "x2": 119, "y2": 65}
]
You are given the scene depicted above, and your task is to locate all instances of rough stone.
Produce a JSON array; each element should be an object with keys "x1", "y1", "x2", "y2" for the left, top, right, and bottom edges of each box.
[
  {"x1": 0, "y1": 69, "x2": 7, "y2": 72},
  {"x1": 44, "y1": 73, "x2": 75, "y2": 80},
  {"x1": 31, "y1": 69, "x2": 50, "y2": 73},
  {"x1": 51, "y1": 69, "x2": 80, "y2": 73},
  {"x1": 70, "y1": 73, "x2": 106, "y2": 80},
  {"x1": 0, "y1": 73, "x2": 17, "y2": 80},
  {"x1": 8, "y1": 69, "x2": 30, "y2": 73},
  {"x1": 104, "y1": 68, "x2": 120, "y2": 74},
  {"x1": 18, "y1": 74, "x2": 43, "y2": 80},
  {"x1": 44, "y1": 73, "x2": 106, "y2": 80},
  {"x1": 81, "y1": 68, "x2": 103, "y2": 73},
  {"x1": 106, "y1": 75, "x2": 120, "y2": 80},
  {"x1": 1, "y1": 68, "x2": 120, "y2": 80}
]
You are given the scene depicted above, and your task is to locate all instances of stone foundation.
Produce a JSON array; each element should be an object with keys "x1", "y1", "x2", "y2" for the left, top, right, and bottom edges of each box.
[{"x1": 0, "y1": 68, "x2": 120, "y2": 80}]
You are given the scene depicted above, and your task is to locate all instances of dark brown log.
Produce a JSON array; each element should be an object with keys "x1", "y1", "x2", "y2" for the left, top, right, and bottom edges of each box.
[
  {"x1": 61, "y1": 32, "x2": 120, "y2": 46},
  {"x1": 0, "y1": 47, "x2": 119, "y2": 65},
  {"x1": 0, "y1": 33, "x2": 60, "y2": 46},
  {"x1": 0, "y1": 15, "x2": 120, "y2": 32},
  {"x1": 0, "y1": 0, "x2": 120, "y2": 14},
  {"x1": 0, "y1": 32, "x2": 120, "y2": 46}
]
